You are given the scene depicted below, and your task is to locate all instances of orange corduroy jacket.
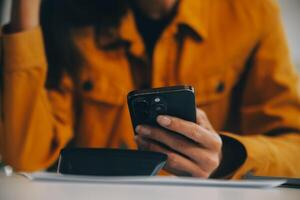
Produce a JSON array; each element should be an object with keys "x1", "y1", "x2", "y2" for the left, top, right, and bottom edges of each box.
[{"x1": 0, "y1": 0, "x2": 300, "y2": 179}]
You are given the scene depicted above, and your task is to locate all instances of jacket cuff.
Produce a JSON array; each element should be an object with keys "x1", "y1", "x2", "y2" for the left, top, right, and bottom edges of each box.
[
  {"x1": 220, "y1": 132, "x2": 272, "y2": 179},
  {"x1": 2, "y1": 26, "x2": 47, "y2": 72},
  {"x1": 210, "y1": 134, "x2": 247, "y2": 179}
]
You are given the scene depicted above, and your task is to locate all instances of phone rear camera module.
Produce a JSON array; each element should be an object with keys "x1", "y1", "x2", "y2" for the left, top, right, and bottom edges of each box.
[{"x1": 133, "y1": 99, "x2": 150, "y2": 121}]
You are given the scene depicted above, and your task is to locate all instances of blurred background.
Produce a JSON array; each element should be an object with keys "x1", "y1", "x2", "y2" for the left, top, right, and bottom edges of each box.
[
  {"x1": 278, "y1": 0, "x2": 300, "y2": 72},
  {"x1": 1, "y1": 0, "x2": 300, "y2": 72}
]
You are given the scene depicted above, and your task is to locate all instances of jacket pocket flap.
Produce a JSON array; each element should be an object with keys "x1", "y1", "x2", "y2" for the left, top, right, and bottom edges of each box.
[
  {"x1": 194, "y1": 69, "x2": 236, "y2": 105},
  {"x1": 81, "y1": 75, "x2": 127, "y2": 106}
]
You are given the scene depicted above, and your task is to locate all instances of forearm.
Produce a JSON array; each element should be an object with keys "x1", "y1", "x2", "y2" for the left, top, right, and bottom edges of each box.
[
  {"x1": 221, "y1": 132, "x2": 300, "y2": 179},
  {"x1": 0, "y1": 28, "x2": 73, "y2": 171},
  {"x1": 1, "y1": 27, "x2": 51, "y2": 170},
  {"x1": 9, "y1": 0, "x2": 40, "y2": 32},
  {"x1": 225, "y1": 0, "x2": 300, "y2": 179},
  {"x1": 2, "y1": 71, "x2": 55, "y2": 170}
]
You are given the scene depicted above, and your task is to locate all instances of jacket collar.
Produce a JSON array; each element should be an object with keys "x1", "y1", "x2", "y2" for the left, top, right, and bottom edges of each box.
[
  {"x1": 119, "y1": 10, "x2": 145, "y2": 57},
  {"x1": 118, "y1": 0, "x2": 210, "y2": 57},
  {"x1": 174, "y1": 0, "x2": 210, "y2": 40}
]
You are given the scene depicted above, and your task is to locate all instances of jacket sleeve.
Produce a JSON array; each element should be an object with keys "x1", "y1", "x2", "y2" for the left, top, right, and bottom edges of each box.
[
  {"x1": 0, "y1": 27, "x2": 74, "y2": 171},
  {"x1": 223, "y1": 2, "x2": 300, "y2": 179}
]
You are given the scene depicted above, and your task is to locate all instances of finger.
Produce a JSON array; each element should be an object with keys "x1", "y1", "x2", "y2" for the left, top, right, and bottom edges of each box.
[
  {"x1": 136, "y1": 125, "x2": 200, "y2": 160},
  {"x1": 196, "y1": 108, "x2": 214, "y2": 131},
  {"x1": 135, "y1": 136, "x2": 209, "y2": 178},
  {"x1": 135, "y1": 128, "x2": 219, "y2": 172},
  {"x1": 155, "y1": 116, "x2": 222, "y2": 150}
]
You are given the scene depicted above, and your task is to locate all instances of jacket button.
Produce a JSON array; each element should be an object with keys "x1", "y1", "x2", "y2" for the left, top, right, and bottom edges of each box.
[
  {"x1": 82, "y1": 80, "x2": 94, "y2": 91},
  {"x1": 216, "y1": 81, "x2": 225, "y2": 93}
]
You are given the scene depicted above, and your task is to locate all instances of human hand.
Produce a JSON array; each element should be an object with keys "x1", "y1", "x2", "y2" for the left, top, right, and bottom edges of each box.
[{"x1": 135, "y1": 108, "x2": 222, "y2": 178}]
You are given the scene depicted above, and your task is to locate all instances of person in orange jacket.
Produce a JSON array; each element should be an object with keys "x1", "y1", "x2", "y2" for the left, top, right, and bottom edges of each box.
[{"x1": 0, "y1": 0, "x2": 299, "y2": 179}]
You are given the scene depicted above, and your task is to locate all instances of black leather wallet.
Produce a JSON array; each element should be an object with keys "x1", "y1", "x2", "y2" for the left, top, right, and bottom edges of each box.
[{"x1": 57, "y1": 148, "x2": 167, "y2": 176}]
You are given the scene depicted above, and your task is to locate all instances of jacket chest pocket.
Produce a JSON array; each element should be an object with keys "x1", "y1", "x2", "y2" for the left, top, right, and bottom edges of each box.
[
  {"x1": 190, "y1": 68, "x2": 239, "y2": 130},
  {"x1": 80, "y1": 73, "x2": 129, "y2": 106},
  {"x1": 193, "y1": 68, "x2": 238, "y2": 106},
  {"x1": 79, "y1": 49, "x2": 133, "y2": 106}
]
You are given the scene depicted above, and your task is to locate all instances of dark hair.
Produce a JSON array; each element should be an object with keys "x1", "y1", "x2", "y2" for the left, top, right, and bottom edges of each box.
[{"x1": 40, "y1": 0, "x2": 129, "y2": 90}]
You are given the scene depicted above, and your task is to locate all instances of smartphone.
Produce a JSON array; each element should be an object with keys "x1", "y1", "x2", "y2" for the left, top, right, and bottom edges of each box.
[{"x1": 127, "y1": 85, "x2": 196, "y2": 132}]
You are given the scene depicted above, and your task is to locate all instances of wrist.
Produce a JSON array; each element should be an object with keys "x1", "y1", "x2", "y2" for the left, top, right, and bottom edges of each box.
[{"x1": 9, "y1": 0, "x2": 40, "y2": 32}]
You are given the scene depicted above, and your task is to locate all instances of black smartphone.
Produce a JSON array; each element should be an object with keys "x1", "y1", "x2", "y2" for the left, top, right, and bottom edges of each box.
[{"x1": 127, "y1": 85, "x2": 196, "y2": 132}]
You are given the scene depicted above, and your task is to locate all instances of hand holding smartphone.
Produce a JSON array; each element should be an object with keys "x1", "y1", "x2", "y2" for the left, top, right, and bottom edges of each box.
[{"x1": 128, "y1": 85, "x2": 223, "y2": 178}]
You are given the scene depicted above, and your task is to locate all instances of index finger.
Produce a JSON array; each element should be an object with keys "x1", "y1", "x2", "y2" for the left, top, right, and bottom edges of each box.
[{"x1": 156, "y1": 115, "x2": 222, "y2": 150}]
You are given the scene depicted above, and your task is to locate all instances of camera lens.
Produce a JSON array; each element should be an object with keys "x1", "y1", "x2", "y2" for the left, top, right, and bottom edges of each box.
[
  {"x1": 133, "y1": 100, "x2": 150, "y2": 120},
  {"x1": 153, "y1": 104, "x2": 167, "y2": 115}
]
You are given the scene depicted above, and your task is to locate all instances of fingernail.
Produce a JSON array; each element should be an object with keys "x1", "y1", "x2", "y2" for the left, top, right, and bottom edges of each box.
[
  {"x1": 135, "y1": 125, "x2": 151, "y2": 136},
  {"x1": 157, "y1": 116, "x2": 171, "y2": 126}
]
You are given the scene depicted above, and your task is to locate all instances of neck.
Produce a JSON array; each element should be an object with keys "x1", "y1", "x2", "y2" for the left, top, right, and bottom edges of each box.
[{"x1": 133, "y1": 0, "x2": 178, "y2": 20}]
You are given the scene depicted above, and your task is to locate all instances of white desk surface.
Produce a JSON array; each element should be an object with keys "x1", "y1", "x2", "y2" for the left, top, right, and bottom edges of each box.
[{"x1": 0, "y1": 173, "x2": 299, "y2": 200}]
